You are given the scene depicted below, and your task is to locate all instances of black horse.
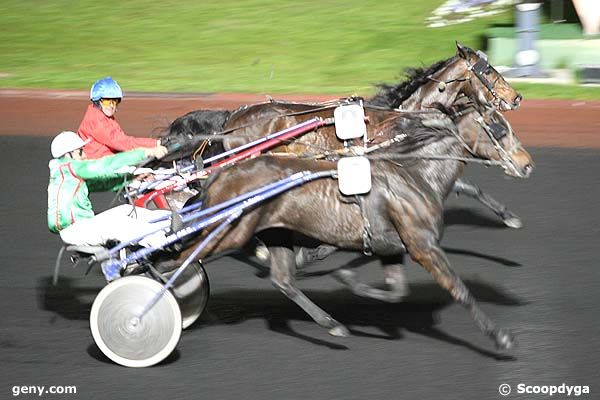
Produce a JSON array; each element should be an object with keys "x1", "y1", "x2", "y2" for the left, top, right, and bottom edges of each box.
[{"x1": 163, "y1": 107, "x2": 531, "y2": 350}]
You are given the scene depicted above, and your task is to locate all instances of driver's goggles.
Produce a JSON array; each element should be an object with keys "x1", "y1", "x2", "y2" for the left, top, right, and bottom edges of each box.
[{"x1": 99, "y1": 98, "x2": 121, "y2": 107}]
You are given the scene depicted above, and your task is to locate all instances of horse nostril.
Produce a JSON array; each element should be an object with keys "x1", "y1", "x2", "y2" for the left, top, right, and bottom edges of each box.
[{"x1": 514, "y1": 95, "x2": 522, "y2": 107}]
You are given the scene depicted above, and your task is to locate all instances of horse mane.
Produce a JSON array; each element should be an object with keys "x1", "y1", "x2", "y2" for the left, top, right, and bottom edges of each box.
[
  {"x1": 385, "y1": 113, "x2": 457, "y2": 155},
  {"x1": 367, "y1": 56, "x2": 458, "y2": 109}
]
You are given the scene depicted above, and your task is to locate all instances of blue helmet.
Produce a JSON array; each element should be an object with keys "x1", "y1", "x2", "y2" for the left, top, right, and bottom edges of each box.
[{"x1": 90, "y1": 77, "x2": 123, "y2": 101}]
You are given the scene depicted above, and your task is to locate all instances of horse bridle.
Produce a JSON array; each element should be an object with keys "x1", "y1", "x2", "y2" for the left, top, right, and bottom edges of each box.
[
  {"x1": 450, "y1": 105, "x2": 524, "y2": 176},
  {"x1": 428, "y1": 51, "x2": 502, "y2": 108},
  {"x1": 476, "y1": 107, "x2": 526, "y2": 176},
  {"x1": 469, "y1": 51, "x2": 501, "y2": 100}
]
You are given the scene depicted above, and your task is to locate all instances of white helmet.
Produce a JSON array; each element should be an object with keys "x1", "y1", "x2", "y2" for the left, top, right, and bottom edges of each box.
[{"x1": 51, "y1": 131, "x2": 90, "y2": 158}]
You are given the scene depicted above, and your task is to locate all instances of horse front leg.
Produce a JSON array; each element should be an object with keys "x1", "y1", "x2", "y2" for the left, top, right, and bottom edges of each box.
[
  {"x1": 401, "y1": 228, "x2": 514, "y2": 350},
  {"x1": 332, "y1": 254, "x2": 409, "y2": 303},
  {"x1": 453, "y1": 178, "x2": 522, "y2": 229},
  {"x1": 269, "y1": 244, "x2": 349, "y2": 337}
]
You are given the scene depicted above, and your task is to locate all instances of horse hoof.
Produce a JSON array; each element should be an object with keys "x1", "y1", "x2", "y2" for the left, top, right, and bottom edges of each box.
[
  {"x1": 335, "y1": 268, "x2": 354, "y2": 281},
  {"x1": 494, "y1": 328, "x2": 516, "y2": 350},
  {"x1": 329, "y1": 324, "x2": 350, "y2": 337},
  {"x1": 254, "y1": 244, "x2": 270, "y2": 262},
  {"x1": 384, "y1": 266, "x2": 410, "y2": 299},
  {"x1": 503, "y1": 216, "x2": 523, "y2": 229}
]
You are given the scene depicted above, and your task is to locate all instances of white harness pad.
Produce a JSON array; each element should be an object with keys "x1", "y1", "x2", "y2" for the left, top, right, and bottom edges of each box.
[
  {"x1": 334, "y1": 104, "x2": 367, "y2": 140},
  {"x1": 337, "y1": 156, "x2": 372, "y2": 195}
]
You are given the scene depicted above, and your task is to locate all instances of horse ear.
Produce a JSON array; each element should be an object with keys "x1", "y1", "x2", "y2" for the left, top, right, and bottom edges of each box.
[{"x1": 456, "y1": 41, "x2": 468, "y2": 59}]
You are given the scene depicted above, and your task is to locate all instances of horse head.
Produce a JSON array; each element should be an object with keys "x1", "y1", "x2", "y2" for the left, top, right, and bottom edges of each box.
[
  {"x1": 370, "y1": 44, "x2": 521, "y2": 113},
  {"x1": 452, "y1": 104, "x2": 533, "y2": 178},
  {"x1": 159, "y1": 109, "x2": 230, "y2": 162},
  {"x1": 455, "y1": 42, "x2": 522, "y2": 111}
]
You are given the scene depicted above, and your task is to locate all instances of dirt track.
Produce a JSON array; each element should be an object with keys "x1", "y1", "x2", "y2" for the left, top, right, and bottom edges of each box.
[
  {"x1": 2, "y1": 139, "x2": 599, "y2": 399},
  {"x1": 1, "y1": 89, "x2": 600, "y2": 148},
  {"x1": 2, "y1": 89, "x2": 599, "y2": 397}
]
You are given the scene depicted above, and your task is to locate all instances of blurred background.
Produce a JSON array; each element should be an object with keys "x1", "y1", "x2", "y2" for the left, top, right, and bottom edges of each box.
[
  {"x1": 1, "y1": 2, "x2": 599, "y2": 397},
  {"x1": 1, "y1": 0, "x2": 599, "y2": 99}
]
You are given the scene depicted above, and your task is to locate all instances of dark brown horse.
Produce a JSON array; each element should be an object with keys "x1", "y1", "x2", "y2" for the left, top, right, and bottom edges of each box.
[
  {"x1": 163, "y1": 107, "x2": 531, "y2": 349},
  {"x1": 219, "y1": 43, "x2": 521, "y2": 149},
  {"x1": 165, "y1": 43, "x2": 525, "y2": 227},
  {"x1": 170, "y1": 43, "x2": 521, "y2": 153},
  {"x1": 368, "y1": 42, "x2": 521, "y2": 112}
]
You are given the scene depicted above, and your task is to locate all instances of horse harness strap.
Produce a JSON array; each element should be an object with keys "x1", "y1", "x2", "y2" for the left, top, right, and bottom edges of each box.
[
  {"x1": 356, "y1": 195, "x2": 374, "y2": 256},
  {"x1": 468, "y1": 56, "x2": 501, "y2": 103},
  {"x1": 337, "y1": 192, "x2": 373, "y2": 256},
  {"x1": 427, "y1": 75, "x2": 470, "y2": 92},
  {"x1": 471, "y1": 58, "x2": 499, "y2": 93}
]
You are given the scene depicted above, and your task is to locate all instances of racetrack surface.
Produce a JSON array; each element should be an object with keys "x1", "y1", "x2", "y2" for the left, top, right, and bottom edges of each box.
[
  {"x1": 1, "y1": 92, "x2": 599, "y2": 399},
  {"x1": 1, "y1": 89, "x2": 600, "y2": 148}
]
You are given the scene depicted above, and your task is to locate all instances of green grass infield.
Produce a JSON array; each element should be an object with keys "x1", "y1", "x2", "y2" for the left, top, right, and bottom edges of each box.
[{"x1": 1, "y1": 0, "x2": 598, "y2": 100}]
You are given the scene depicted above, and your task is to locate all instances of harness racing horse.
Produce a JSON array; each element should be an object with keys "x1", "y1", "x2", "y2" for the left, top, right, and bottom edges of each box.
[
  {"x1": 323, "y1": 103, "x2": 533, "y2": 303},
  {"x1": 165, "y1": 43, "x2": 524, "y2": 228},
  {"x1": 162, "y1": 106, "x2": 531, "y2": 350},
  {"x1": 158, "y1": 45, "x2": 531, "y2": 304}
]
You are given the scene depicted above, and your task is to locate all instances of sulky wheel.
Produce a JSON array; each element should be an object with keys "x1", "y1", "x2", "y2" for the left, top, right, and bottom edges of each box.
[
  {"x1": 163, "y1": 262, "x2": 210, "y2": 329},
  {"x1": 90, "y1": 276, "x2": 182, "y2": 368}
]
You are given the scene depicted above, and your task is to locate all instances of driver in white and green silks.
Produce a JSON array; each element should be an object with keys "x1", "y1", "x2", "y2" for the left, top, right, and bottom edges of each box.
[{"x1": 47, "y1": 130, "x2": 171, "y2": 248}]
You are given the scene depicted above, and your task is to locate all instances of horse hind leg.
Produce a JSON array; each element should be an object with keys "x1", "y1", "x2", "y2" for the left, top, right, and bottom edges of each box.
[
  {"x1": 452, "y1": 178, "x2": 522, "y2": 229},
  {"x1": 295, "y1": 244, "x2": 339, "y2": 268},
  {"x1": 381, "y1": 254, "x2": 410, "y2": 298},
  {"x1": 332, "y1": 254, "x2": 409, "y2": 303},
  {"x1": 269, "y1": 245, "x2": 349, "y2": 337}
]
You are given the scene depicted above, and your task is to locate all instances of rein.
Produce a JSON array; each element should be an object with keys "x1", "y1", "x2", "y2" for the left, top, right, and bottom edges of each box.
[
  {"x1": 444, "y1": 105, "x2": 521, "y2": 172},
  {"x1": 427, "y1": 75, "x2": 470, "y2": 93},
  {"x1": 365, "y1": 152, "x2": 503, "y2": 167},
  {"x1": 185, "y1": 107, "x2": 442, "y2": 144},
  {"x1": 361, "y1": 133, "x2": 503, "y2": 167},
  {"x1": 222, "y1": 99, "x2": 349, "y2": 134},
  {"x1": 188, "y1": 99, "x2": 350, "y2": 159},
  {"x1": 188, "y1": 101, "x2": 439, "y2": 159},
  {"x1": 356, "y1": 105, "x2": 512, "y2": 169}
]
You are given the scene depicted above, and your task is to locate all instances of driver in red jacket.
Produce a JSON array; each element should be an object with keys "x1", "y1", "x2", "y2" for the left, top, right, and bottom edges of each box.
[{"x1": 78, "y1": 77, "x2": 164, "y2": 159}]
